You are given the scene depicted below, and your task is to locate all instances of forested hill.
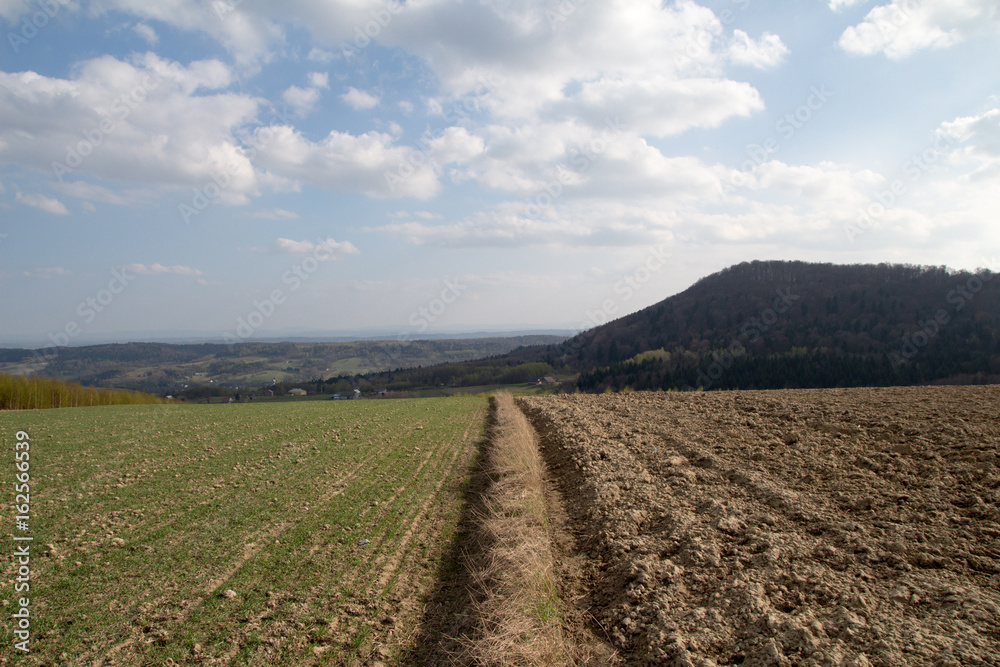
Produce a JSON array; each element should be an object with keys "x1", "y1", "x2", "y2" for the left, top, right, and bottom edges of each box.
[{"x1": 570, "y1": 261, "x2": 1000, "y2": 391}]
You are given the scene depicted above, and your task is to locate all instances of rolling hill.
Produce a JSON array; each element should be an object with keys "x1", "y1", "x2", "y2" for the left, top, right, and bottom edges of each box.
[{"x1": 360, "y1": 261, "x2": 1000, "y2": 392}]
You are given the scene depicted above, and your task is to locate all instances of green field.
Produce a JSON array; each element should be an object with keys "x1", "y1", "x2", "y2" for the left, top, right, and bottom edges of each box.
[{"x1": 1, "y1": 398, "x2": 487, "y2": 665}]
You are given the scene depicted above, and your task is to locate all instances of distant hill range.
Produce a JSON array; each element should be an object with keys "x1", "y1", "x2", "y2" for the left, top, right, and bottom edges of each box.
[
  {"x1": 364, "y1": 261, "x2": 1000, "y2": 392},
  {"x1": 0, "y1": 336, "x2": 568, "y2": 395}
]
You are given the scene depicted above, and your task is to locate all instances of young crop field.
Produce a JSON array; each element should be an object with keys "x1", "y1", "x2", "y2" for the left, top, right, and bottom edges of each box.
[
  {"x1": 520, "y1": 386, "x2": 1000, "y2": 666},
  {"x1": 0, "y1": 397, "x2": 487, "y2": 665}
]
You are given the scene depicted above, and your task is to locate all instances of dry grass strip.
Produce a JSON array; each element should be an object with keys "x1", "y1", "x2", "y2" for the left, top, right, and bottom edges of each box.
[{"x1": 463, "y1": 392, "x2": 573, "y2": 666}]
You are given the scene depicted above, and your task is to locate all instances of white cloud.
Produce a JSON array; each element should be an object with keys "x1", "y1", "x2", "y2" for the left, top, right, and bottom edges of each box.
[
  {"x1": 123, "y1": 263, "x2": 204, "y2": 276},
  {"x1": 0, "y1": 54, "x2": 263, "y2": 204},
  {"x1": 133, "y1": 22, "x2": 158, "y2": 45},
  {"x1": 273, "y1": 237, "x2": 360, "y2": 256},
  {"x1": 82, "y1": 201, "x2": 97, "y2": 212},
  {"x1": 941, "y1": 108, "x2": 1000, "y2": 157},
  {"x1": 748, "y1": 161, "x2": 884, "y2": 205},
  {"x1": 252, "y1": 125, "x2": 440, "y2": 199},
  {"x1": 283, "y1": 84, "x2": 321, "y2": 116},
  {"x1": 371, "y1": 199, "x2": 674, "y2": 248},
  {"x1": 829, "y1": 0, "x2": 869, "y2": 10},
  {"x1": 369, "y1": 0, "x2": 773, "y2": 133},
  {"x1": 90, "y1": 0, "x2": 284, "y2": 67},
  {"x1": 0, "y1": 0, "x2": 79, "y2": 22},
  {"x1": 370, "y1": 154, "x2": 920, "y2": 250},
  {"x1": 23, "y1": 267, "x2": 71, "y2": 279},
  {"x1": 939, "y1": 108, "x2": 1000, "y2": 179},
  {"x1": 52, "y1": 181, "x2": 135, "y2": 206},
  {"x1": 728, "y1": 31, "x2": 789, "y2": 69},
  {"x1": 442, "y1": 121, "x2": 721, "y2": 201},
  {"x1": 566, "y1": 76, "x2": 763, "y2": 138},
  {"x1": 15, "y1": 192, "x2": 69, "y2": 215},
  {"x1": 307, "y1": 47, "x2": 336, "y2": 63},
  {"x1": 253, "y1": 208, "x2": 300, "y2": 220},
  {"x1": 308, "y1": 72, "x2": 329, "y2": 89},
  {"x1": 341, "y1": 87, "x2": 380, "y2": 110},
  {"x1": 839, "y1": 0, "x2": 1000, "y2": 59}
]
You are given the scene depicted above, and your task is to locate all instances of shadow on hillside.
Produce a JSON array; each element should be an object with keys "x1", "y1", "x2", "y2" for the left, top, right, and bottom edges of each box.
[{"x1": 397, "y1": 431, "x2": 493, "y2": 666}]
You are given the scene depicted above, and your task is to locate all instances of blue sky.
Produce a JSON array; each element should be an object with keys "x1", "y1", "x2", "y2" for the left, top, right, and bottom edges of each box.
[{"x1": 1, "y1": 0, "x2": 998, "y2": 346}]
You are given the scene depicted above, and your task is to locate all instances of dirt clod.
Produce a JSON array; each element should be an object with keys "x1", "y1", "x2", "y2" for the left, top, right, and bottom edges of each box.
[{"x1": 520, "y1": 386, "x2": 1000, "y2": 666}]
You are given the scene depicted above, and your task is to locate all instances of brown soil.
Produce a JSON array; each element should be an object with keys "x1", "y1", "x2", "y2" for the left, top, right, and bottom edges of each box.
[{"x1": 518, "y1": 386, "x2": 1000, "y2": 667}]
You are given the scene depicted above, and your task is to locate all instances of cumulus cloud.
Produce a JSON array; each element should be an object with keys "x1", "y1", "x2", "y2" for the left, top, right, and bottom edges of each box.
[
  {"x1": 829, "y1": 0, "x2": 869, "y2": 10},
  {"x1": 373, "y1": 0, "x2": 775, "y2": 132},
  {"x1": 839, "y1": 0, "x2": 1000, "y2": 59},
  {"x1": 89, "y1": 0, "x2": 284, "y2": 67},
  {"x1": 15, "y1": 192, "x2": 69, "y2": 215},
  {"x1": 371, "y1": 154, "x2": 915, "y2": 250},
  {"x1": 251, "y1": 126, "x2": 440, "y2": 199},
  {"x1": 566, "y1": 77, "x2": 763, "y2": 138},
  {"x1": 939, "y1": 108, "x2": 1000, "y2": 179},
  {"x1": 273, "y1": 237, "x2": 359, "y2": 255},
  {"x1": 307, "y1": 47, "x2": 336, "y2": 63},
  {"x1": 123, "y1": 263, "x2": 204, "y2": 276},
  {"x1": 0, "y1": 53, "x2": 263, "y2": 204},
  {"x1": 283, "y1": 84, "x2": 321, "y2": 116},
  {"x1": 0, "y1": 0, "x2": 77, "y2": 22},
  {"x1": 728, "y1": 31, "x2": 789, "y2": 69},
  {"x1": 308, "y1": 72, "x2": 329, "y2": 89},
  {"x1": 341, "y1": 87, "x2": 380, "y2": 110},
  {"x1": 132, "y1": 22, "x2": 158, "y2": 45},
  {"x1": 442, "y1": 121, "x2": 721, "y2": 200}
]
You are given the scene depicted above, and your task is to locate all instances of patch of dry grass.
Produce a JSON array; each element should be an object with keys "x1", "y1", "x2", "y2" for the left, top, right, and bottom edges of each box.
[{"x1": 464, "y1": 392, "x2": 572, "y2": 666}]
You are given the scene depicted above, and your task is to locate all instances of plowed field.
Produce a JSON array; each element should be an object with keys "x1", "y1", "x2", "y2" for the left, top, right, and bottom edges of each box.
[{"x1": 519, "y1": 387, "x2": 1000, "y2": 667}]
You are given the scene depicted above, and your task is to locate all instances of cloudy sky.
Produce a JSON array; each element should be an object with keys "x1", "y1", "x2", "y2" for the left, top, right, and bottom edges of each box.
[{"x1": 1, "y1": 0, "x2": 998, "y2": 346}]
